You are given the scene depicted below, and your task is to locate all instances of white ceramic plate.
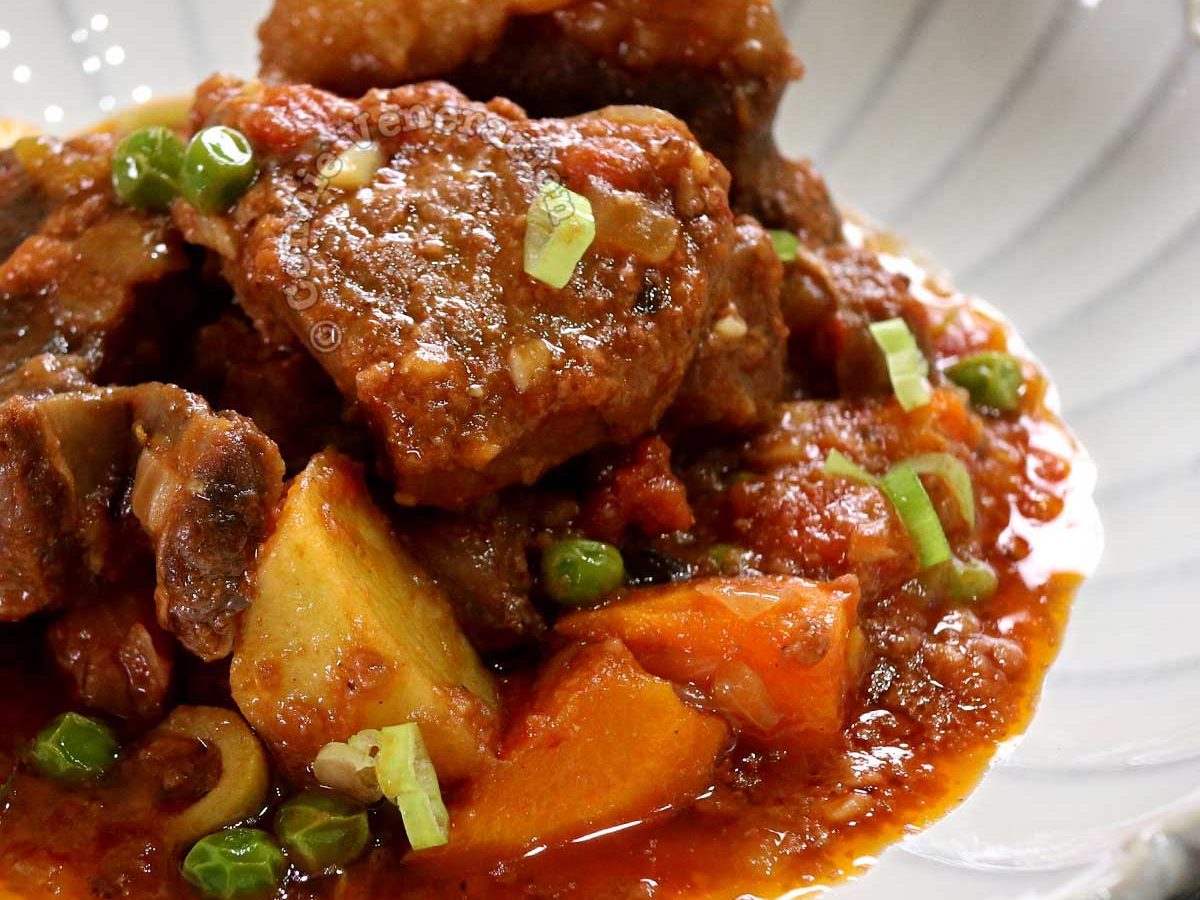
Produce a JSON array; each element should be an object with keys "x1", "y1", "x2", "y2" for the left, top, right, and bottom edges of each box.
[{"x1": 2, "y1": 1, "x2": 1198, "y2": 897}]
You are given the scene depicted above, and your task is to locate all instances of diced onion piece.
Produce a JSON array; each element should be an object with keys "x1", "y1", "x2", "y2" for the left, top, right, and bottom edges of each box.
[
  {"x1": 922, "y1": 556, "x2": 999, "y2": 604},
  {"x1": 375, "y1": 724, "x2": 449, "y2": 851},
  {"x1": 900, "y1": 453, "x2": 976, "y2": 529},
  {"x1": 313, "y1": 730, "x2": 384, "y2": 804},
  {"x1": 768, "y1": 229, "x2": 799, "y2": 263},
  {"x1": 321, "y1": 142, "x2": 384, "y2": 190},
  {"x1": 881, "y1": 466, "x2": 951, "y2": 569},
  {"x1": 822, "y1": 449, "x2": 878, "y2": 486},
  {"x1": 524, "y1": 180, "x2": 596, "y2": 289},
  {"x1": 869, "y1": 318, "x2": 932, "y2": 411}
]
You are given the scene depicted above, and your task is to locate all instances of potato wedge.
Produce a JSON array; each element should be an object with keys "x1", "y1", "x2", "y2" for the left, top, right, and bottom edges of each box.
[
  {"x1": 436, "y1": 640, "x2": 727, "y2": 862},
  {"x1": 557, "y1": 576, "x2": 861, "y2": 745},
  {"x1": 230, "y1": 451, "x2": 499, "y2": 784}
]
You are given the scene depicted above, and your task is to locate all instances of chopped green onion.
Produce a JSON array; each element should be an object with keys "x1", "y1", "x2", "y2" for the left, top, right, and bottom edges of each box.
[
  {"x1": 274, "y1": 789, "x2": 371, "y2": 873},
  {"x1": 29, "y1": 712, "x2": 119, "y2": 783},
  {"x1": 880, "y1": 466, "x2": 951, "y2": 569},
  {"x1": 768, "y1": 229, "x2": 799, "y2": 263},
  {"x1": 181, "y1": 828, "x2": 286, "y2": 899},
  {"x1": 900, "y1": 453, "x2": 976, "y2": 529},
  {"x1": 541, "y1": 538, "x2": 625, "y2": 607},
  {"x1": 180, "y1": 126, "x2": 257, "y2": 213},
  {"x1": 869, "y1": 318, "x2": 932, "y2": 411},
  {"x1": 111, "y1": 126, "x2": 185, "y2": 210},
  {"x1": 375, "y1": 723, "x2": 449, "y2": 851},
  {"x1": 922, "y1": 557, "x2": 999, "y2": 604},
  {"x1": 822, "y1": 449, "x2": 878, "y2": 486},
  {"x1": 524, "y1": 180, "x2": 596, "y2": 289},
  {"x1": 946, "y1": 351, "x2": 1024, "y2": 413}
]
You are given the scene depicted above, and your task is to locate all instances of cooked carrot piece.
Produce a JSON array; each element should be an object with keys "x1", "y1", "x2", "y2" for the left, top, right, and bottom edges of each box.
[
  {"x1": 557, "y1": 576, "x2": 861, "y2": 745},
  {"x1": 437, "y1": 640, "x2": 728, "y2": 862}
]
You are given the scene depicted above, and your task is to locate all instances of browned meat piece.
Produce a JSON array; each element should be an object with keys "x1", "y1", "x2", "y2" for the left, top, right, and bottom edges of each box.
[
  {"x1": 183, "y1": 310, "x2": 366, "y2": 472},
  {"x1": 0, "y1": 353, "x2": 92, "y2": 401},
  {"x1": 0, "y1": 383, "x2": 285, "y2": 660},
  {"x1": 0, "y1": 148, "x2": 51, "y2": 264},
  {"x1": 669, "y1": 216, "x2": 786, "y2": 431},
  {"x1": 258, "y1": 0, "x2": 516, "y2": 94},
  {"x1": 0, "y1": 135, "x2": 209, "y2": 386},
  {"x1": 178, "y1": 78, "x2": 736, "y2": 508},
  {"x1": 782, "y1": 244, "x2": 935, "y2": 398},
  {"x1": 257, "y1": 0, "x2": 842, "y2": 244},
  {"x1": 47, "y1": 587, "x2": 175, "y2": 720},
  {"x1": 399, "y1": 497, "x2": 549, "y2": 655}
]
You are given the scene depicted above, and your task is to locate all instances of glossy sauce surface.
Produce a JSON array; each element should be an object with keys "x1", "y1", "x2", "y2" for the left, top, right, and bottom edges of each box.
[{"x1": 0, "y1": 225, "x2": 1101, "y2": 900}]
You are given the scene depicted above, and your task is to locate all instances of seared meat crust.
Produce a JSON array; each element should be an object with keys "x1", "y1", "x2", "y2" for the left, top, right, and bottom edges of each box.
[
  {"x1": 179, "y1": 78, "x2": 737, "y2": 508},
  {"x1": 0, "y1": 383, "x2": 285, "y2": 660}
]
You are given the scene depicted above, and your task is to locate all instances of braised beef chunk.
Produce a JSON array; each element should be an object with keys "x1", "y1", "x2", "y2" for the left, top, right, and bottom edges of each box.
[
  {"x1": 0, "y1": 148, "x2": 51, "y2": 264},
  {"x1": 782, "y1": 244, "x2": 935, "y2": 397},
  {"x1": 178, "y1": 77, "x2": 737, "y2": 508},
  {"x1": 0, "y1": 383, "x2": 285, "y2": 660},
  {"x1": 183, "y1": 310, "x2": 364, "y2": 473},
  {"x1": 47, "y1": 587, "x2": 175, "y2": 721},
  {"x1": 257, "y1": 0, "x2": 842, "y2": 245},
  {"x1": 0, "y1": 135, "x2": 209, "y2": 386},
  {"x1": 399, "y1": 498, "x2": 549, "y2": 655},
  {"x1": 669, "y1": 216, "x2": 787, "y2": 431}
]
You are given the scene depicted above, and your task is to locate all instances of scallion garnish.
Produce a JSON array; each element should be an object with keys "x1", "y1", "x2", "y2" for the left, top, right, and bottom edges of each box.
[
  {"x1": 768, "y1": 229, "x2": 799, "y2": 263},
  {"x1": 869, "y1": 318, "x2": 931, "y2": 412},
  {"x1": 898, "y1": 453, "x2": 975, "y2": 529},
  {"x1": 822, "y1": 449, "x2": 877, "y2": 486},
  {"x1": 880, "y1": 466, "x2": 952, "y2": 569},
  {"x1": 524, "y1": 180, "x2": 596, "y2": 289},
  {"x1": 375, "y1": 723, "x2": 449, "y2": 851}
]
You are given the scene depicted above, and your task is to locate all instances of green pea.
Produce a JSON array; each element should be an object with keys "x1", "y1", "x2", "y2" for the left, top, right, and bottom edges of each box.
[
  {"x1": 180, "y1": 126, "x2": 257, "y2": 213},
  {"x1": 274, "y1": 789, "x2": 370, "y2": 874},
  {"x1": 541, "y1": 539, "x2": 625, "y2": 607},
  {"x1": 707, "y1": 543, "x2": 749, "y2": 577},
  {"x1": 182, "y1": 828, "x2": 286, "y2": 899},
  {"x1": 946, "y1": 352, "x2": 1024, "y2": 413},
  {"x1": 111, "y1": 126, "x2": 185, "y2": 210},
  {"x1": 29, "y1": 712, "x2": 119, "y2": 783}
]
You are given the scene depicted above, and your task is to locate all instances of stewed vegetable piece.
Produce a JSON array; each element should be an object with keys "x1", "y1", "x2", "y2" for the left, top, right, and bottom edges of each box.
[
  {"x1": 180, "y1": 126, "x2": 257, "y2": 213},
  {"x1": 110, "y1": 126, "x2": 185, "y2": 210},
  {"x1": 947, "y1": 351, "x2": 1025, "y2": 412},
  {"x1": 541, "y1": 539, "x2": 626, "y2": 607},
  {"x1": 29, "y1": 712, "x2": 119, "y2": 783},
  {"x1": 182, "y1": 828, "x2": 286, "y2": 899},
  {"x1": 275, "y1": 790, "x2": 371, "y2": 873}
]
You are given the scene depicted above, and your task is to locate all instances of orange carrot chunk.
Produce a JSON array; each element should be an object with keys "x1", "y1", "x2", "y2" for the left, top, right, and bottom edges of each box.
[
  {"x1": 438, "y1": 640, "x2": 727, "y2": 862},
  {"x1": 557, "y1": 576, "x2": 861, "y2": 746}
]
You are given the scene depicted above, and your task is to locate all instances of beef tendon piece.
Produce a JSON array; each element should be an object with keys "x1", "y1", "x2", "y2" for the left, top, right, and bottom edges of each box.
[
  {"x1": 0, "y1": 134, "x2": 205, "y2": 385},
  {"x1": 256, "y1": 0, "x2": 842, "y2": 244},
  {"x1": 669, "y1": 216, "x2": 787, "y2": 431},
  {"x1": 0, "y1": 383, "x2": 285, "y2": 660},
  {"x1": 179, "y1": 78, "x2": 736, "y2": 508}
]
